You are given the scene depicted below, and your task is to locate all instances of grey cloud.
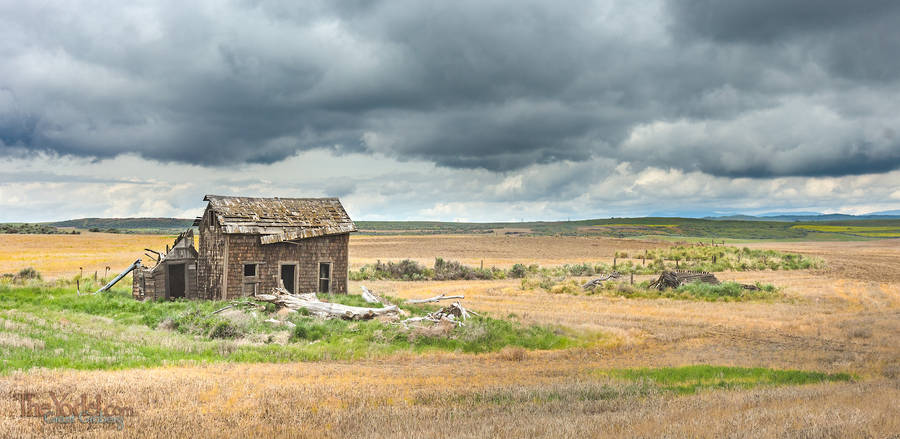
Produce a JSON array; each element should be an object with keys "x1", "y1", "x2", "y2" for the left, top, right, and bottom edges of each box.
[
  {"x1": 667, "y1": 0, "x2": 900, "y2": 82},
  {"x1": 0, "y1": 0, "x2": 898, "y2": 178},
  {"x1": 667, "y1": 0, "x2": 900, "y2": 43}
]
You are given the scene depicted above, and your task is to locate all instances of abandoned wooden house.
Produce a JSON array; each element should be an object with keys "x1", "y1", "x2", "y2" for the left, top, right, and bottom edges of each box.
[{"x1": 132, "y1": 195, "x2": 356, "y2": 301}]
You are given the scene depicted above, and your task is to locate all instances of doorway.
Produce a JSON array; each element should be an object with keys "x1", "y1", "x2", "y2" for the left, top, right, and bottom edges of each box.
[
  {"x1": 168, "y1": 263, "x2": 186, "y2": 299},
  {"x1": 280, "y1": 264, "x2": 296, "y2": 293}
]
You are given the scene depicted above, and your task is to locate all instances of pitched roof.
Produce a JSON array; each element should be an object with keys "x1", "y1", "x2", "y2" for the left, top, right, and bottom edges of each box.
[{"x1": 202, "y1": 195, "x2": 356, "y2": 244}]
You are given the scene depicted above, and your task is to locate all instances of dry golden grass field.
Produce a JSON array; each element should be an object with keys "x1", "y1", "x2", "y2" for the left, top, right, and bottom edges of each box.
[{"x1": 0, "y1": 233, "x2": 898, "y2": 437}]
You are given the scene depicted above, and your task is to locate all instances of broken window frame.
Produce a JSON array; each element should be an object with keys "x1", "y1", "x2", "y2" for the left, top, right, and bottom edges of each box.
[{"x1": 318, "y1": 261, "x2": 332, "y2": 293}]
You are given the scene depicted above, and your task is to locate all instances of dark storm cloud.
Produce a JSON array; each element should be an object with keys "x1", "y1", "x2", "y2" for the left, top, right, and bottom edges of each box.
[
  {"x1": 0, "y1": 0, "x2": 899, "y2": 177},
  {"x1": 667, "y1": 0, "x2": 900, "y2": 83},
  {"x1": 667, "y1": 0, "x2": 900, "y2": 43}
]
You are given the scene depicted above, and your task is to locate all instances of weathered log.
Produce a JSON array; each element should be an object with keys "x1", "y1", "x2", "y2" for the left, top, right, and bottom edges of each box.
[
  {"x1": 405, "y1": 293, "x2": 465, "y2": 304},
  {"x1": 360, "y1": 286, "x2": 410, "y2": 317},
  {"x1": 255, "y1": 288, "x2": 398, "y2": 320},
  {"x1": 360, "y1": 286, "x2": 380, "y2": 304}
]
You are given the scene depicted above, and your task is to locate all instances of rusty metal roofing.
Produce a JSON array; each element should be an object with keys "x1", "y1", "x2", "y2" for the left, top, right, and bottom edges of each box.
[{"x1": 203, "y1": 195, "x2": 356, "y2": 244}]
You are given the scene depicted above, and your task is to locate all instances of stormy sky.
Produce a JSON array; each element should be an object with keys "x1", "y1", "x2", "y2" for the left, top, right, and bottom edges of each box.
[{"x1": 1, "y1": 0, "x2": 899, "y2": 222}]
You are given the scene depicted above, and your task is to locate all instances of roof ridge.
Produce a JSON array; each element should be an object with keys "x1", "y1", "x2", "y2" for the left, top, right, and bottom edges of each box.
[{"x1": 204, "y1": 194, "x2": 339, "y2": 201}]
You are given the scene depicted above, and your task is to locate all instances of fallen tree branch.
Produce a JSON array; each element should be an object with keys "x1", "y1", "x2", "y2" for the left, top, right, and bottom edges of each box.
[
  {"x1": 360, "y1": 286, "x2": 410, "y2": 317},
  {"x1": 208, "y1": 300, "x2": 263, "y2": 317},
  {"x1": 405, "y1": 293, "x2": 465, "y2": 304},
  {"x1": 210, "y1": 304, "x2": 235, "y2": 315},
  {"x1": 582, "y1": 272, "x2": 621, "y2": 290}
]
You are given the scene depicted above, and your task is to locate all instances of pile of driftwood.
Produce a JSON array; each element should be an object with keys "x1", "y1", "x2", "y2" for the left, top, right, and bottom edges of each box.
[
  {"x1": 582, "y1": 272, "x2": 621, "y2": 290},
  {"x1": 251, "y1": 286, "x2": 474, "y2": 326},
  {"x1": 254, "y1": 287, "x2": 400, "y2": 320},
  {"x1": 398, "y1": 301, "x2": 477, "y2": 327}
]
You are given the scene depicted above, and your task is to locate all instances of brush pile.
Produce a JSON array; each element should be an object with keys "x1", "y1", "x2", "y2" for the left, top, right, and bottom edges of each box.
[
  {"x1": 399, "y1": 301, "x2": 477, "y2": 327},
  {"x1": 649, "y1": 270, "x2": 720, "y2": 290}
]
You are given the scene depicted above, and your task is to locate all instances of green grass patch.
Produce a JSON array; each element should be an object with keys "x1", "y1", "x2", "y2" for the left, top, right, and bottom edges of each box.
[
  {"x1": 288, "y1": 313, "x2": 576, "y2": 354},
  {"x1": 791, "y1": 224, "x2": 900, "y2": 232},
  {"x1": 357, "y1": 217, "x2": 900, "y2": 240},
  {"x1": 417, "y1": 366, "x2": 853, "y2": 407},
  {"x1": 582, "y1": 280, "x2": 780, "y2": 302},
  {"x1": 0, "y1": 283, "x2": 580, "y2": 373},
  {"x1": 597, "y1": 365, "x2": 853, "y2": 395},
  {"x1": 791, "y1": 224, "x2": 900, "y2": 238}
]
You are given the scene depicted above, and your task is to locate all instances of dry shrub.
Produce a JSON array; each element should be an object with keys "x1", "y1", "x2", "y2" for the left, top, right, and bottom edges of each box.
[
  {"x1": 847, "y1": 326, "x2": 873, "y2": 339},
  {"x1": 498, "y1": 346, "x2": 527, "y2": 361},
  {"x1": 549, "y1": 280, "x2": 580, "y2": 295},
  {"x1": 406, "y1": 318, "x2": 456, "y2": 342},
  {"x1": 881, "y1": 364, "x2": 900, "y2": 380},
  {"x1": 156, "y1": 318, "x2": 177, "y2": 331},
  {"x1": 0, "y1": 332, "x2": 44, "y2": 350}
]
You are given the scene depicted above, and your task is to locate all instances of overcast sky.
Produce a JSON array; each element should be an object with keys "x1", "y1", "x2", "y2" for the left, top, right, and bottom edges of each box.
[{"x1": 2, "y1": 0, "x2": 899, "y2": 222}]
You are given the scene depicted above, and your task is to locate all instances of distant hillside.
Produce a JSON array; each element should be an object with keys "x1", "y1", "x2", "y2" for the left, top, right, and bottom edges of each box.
[
  {"x1": 0, "y1": 223, "x2": 79, "y2": 235},
  {"x1": 707, "y1": 213, "x2": 900, "y2": 222},
  {"x1": 357, "y1": 217, "x2": 900, "y2": 240},
  {"x1": 32, "y1": 216, "x2": 900, "y2": 240},
  {"x1": 47, "y1": 218, "x2": 194, "y2": 234}
]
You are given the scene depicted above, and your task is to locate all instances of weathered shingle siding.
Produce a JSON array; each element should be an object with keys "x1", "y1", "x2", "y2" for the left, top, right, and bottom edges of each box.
[
  {"x1": 223, "y1": 233, "x2": 349, "y2": 299},
  {"x1": 138, "y1": 196, "x2": 353, "y2": 301},
  {"x1": 197, "y1": 207, "x2": 227, "y2": 300},
  {"x1": 152, "y1": 266, "x2": 166, "y2": 299}
]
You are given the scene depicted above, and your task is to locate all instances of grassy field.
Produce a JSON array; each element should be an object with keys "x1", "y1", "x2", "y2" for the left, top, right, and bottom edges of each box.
[
  {"x1": 0, "y1": 282, "x2": 581, "y2": 373},
  {"x1": 355, "y1": 217, "x2": 900, "y2": 240},
  {"x1": 0, "y1": 233, "x2": 898, "y2": 437},
  {"x1": 791, "y1": 224, "x2": 900, "y2": 238},
  {"x1": 0, "y1": 232, "x2": 172, "y2": 279}
]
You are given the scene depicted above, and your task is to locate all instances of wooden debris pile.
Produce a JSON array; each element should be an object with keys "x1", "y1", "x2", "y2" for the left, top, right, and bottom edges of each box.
[
  {"x1": 399, "y1": 301, "x2": 478, "y2": 328},
  {"x1": 582, "y1": 272, "x2": 621, "y2": 290},
  {"x1": 251, "y1": 285, "x2": 478, "y2": 330}
]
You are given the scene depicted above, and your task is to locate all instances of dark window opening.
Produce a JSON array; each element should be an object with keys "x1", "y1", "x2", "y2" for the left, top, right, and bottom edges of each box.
[
  {"x1": 243, "y1": 263, "x2": 257, "y2": 277},
  {"x1": 280, "y1": 264, "x2": 296, "y2": 294},
  {"x1": 318, "y1": 262, "x2": 331, "y2": 293}
]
